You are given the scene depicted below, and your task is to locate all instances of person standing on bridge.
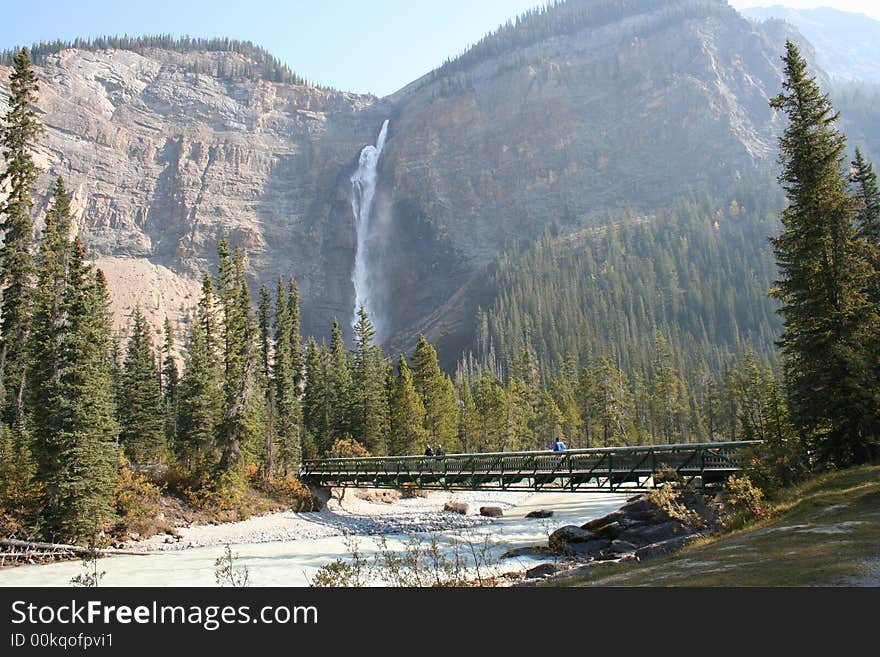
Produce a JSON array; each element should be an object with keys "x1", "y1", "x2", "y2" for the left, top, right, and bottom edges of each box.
[
  {"x1": 435, "y1": 444, "x2": 446, "y2": 458},
  {"x1": 424, "y1": 444, "x2": 434, "y2": 457},
  {"x1": 552, "y1": 438, "x2": 567, "y2": 452}
]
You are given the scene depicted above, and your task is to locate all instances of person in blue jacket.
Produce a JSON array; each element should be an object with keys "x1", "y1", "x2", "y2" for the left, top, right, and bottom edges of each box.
[{"x1": 552, "y1": 438, "x2": 567, "y2": 452}]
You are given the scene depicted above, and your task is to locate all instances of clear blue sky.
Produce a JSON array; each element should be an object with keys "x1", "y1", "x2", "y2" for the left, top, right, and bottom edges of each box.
[
  {"x1": 1, "y1": 1, "x2": 875, "y2": 96},
  {"x1": 0, "y1": 0, "x2": 545, "y2": 96}
]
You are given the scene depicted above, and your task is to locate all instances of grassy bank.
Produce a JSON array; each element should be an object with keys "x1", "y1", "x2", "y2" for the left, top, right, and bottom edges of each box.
[{"x1": 557, "y1": 465, "x2": 880, "y2": 586}]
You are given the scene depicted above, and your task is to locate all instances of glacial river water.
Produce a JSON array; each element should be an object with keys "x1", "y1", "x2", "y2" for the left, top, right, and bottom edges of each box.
[{"x1": 0, "y1": 491, "x2": 629, "y2": 586}]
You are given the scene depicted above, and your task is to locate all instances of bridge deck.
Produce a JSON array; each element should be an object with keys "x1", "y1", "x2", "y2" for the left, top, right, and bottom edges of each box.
[{"x1": 300, "y1": 441, "x2": 760, "y2": 493}]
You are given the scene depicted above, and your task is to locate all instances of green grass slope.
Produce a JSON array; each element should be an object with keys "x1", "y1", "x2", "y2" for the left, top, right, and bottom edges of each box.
[{"x1": 562, "y1": 465, "x2": 880, "y2": 586}]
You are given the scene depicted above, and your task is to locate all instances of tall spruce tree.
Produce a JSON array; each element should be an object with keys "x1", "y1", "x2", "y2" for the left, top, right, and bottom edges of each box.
[
  {"x1": 217, "y1": 247, "x2": 263, "y2": 476},
  {"x1": 770, "y1": 41, "x2": 879, "y2": 465},
  {"x1": 119, "y1": 306, "x2": 165, "y2": 465},
  {"x1": 177, "y1": 310, "x2": 221, "y2": 471},
  {"x1": 352, "y1": 306, "x2": 387, "y2": 453},
  {"x1": 43, "y1": 241, "x2": 118, "y2": 542},
  {"x1": 388, "y1": 354, "x2": 426, "y2": 455},
  {"x1": 327, "y1": 319, "x2": 354, "y2": 441},
  {"x1": 412, "y1": 336, "x2": 457, "y2": 450},
  {"x1": 28, "y1": 178, "x2": 72, "y2": 480},
  {"x1": 851, "y1": 148, "x2": 880, "y2": 244},
  {"x1": 273, "y1": 278, "x2": 302, "y2": 473},
  {"x1": 0, "y1": 48, "x2": 43, "y2": 437},
  {"x1": 161, "y1": 317, "x2": 179, "y2": 448},
  {"x1": 302, "y1": 337, "x2": 331, "y2": 455}
]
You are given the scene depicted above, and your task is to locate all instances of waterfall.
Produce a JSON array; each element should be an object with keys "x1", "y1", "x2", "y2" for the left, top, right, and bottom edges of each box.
[{"x1": 350, "y1": 119, "x2": 389, "y2": 335}]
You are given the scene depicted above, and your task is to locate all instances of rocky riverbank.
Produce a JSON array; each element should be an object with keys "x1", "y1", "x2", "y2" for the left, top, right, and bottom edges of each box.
[
  {"x1": 507, "y1": 488, "x2": 719, "y2": 584},
  {"x1": 122, "y1": 488, "x2": 532, "y2": 553}
]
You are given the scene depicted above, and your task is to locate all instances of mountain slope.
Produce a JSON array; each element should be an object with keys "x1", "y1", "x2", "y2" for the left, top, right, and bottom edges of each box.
[
  {"x1": 0, "y1": 0, "x2": 809, "y2": 354},
  {"x1": 742, "y1": 5, "x2": 880, "y2": 84}
]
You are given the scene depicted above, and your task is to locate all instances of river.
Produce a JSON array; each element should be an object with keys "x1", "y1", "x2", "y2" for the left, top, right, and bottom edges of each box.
[{"x1": 0, "y1": 491, "x2": 630, "y2": 586}]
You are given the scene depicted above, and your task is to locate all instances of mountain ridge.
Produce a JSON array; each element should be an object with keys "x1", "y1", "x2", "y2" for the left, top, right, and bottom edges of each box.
[{"x1": 0, "y1": 0, "x2": 839, "y2": 361}]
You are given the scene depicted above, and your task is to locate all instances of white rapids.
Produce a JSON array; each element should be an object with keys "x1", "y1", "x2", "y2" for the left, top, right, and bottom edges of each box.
[{"x1": 0, "y1": 491, "x2": 630, "y2": 587}]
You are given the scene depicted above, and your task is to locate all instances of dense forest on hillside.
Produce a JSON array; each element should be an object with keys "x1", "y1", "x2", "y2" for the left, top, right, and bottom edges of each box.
[
  {"x1": 467, "y1": 186, "x2": 784, "y2": 385},
  {"x1": 430, "y1": 0, "x2": 733, "y2": 83},
  {"x1": 835, "y1": 82, "x2": 880, "y2": 164},
  {"x1": 0, "y1": 35, "x2": 326, "y2": 88}
]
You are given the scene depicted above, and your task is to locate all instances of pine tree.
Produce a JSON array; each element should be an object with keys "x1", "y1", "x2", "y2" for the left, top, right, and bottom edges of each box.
[
  {"x1": 388, "y1": 354, "x2": 426, "y2": 455},
  {"x1": 161, "y1": 317, "x2": 179, "y2": 448},
  {"x1": 302, "y1": 337, "x2": 331, "y2": 455},
  {"x1": 851, "y1": 148, "x2": 880, "y2": 245},
  {"x1": 119, "y1": 306, "x2": 165, "y2": 465},
  {"x1": 177, "y1": 312, "x2": 221, "y2": 471},
  {"x1": 352, "y1": 306, "x2": 387, "y2": 453},
  {"x1": 327, "y1": 319, "x2": 354, "y2": 441},
  {"x1": 41, "y1": 241, "x2": 118, "y2": 542},
  {"x1": 412, "y1": 336, "x2": 457, "y2": 450},
  {"x1": 216, "y1": 247, "x2": 262, "y2": 476},
  {"x1": 0, "y1": 48, "x2": 43, "y2": 437},
  {"x1": 27, "y1": 178, "x2": 72, "y2": 485},
  {"x1": 649, "y1": 334, "x2": 684, "y2": 444},
  {"x1": 287, "y1": 278, "x2": 303, "y2": 390},
  {"x1": 272, "y1": 278, "x2": 302, "y2": 473},
  {"x1": 770, "y1": 41, "x2": 879, "y2": 465}
]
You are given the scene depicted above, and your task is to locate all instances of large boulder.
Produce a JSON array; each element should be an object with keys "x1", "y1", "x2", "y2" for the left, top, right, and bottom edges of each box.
[
  {"x1": 619, "y1": 496, "x2": 664, "y2": 522},
  {"x1": 480, "y1": 506, "x2": 503, "y2": 517},
  {"x1": 443, "y1": 501, "x2": 469, "y2": 515},
  {"x1": 566, "y1": 539, "x2": 612, "y2": 558},
  {"x1": 619, "y1": 520, "x2": 686, "y2": 546},
  {"x1": 548, "y1": 525, "x2": 595, "y2": 551},
  {"x1": 526, "y1": 509, "x2": 554, "y2": 519},
  {"x1": 609, "y1": 539, "x2": 638, "y2": 554},
  {"x1": 581, "y1": 511, "x2": 624, "y2": 531},
  {"x1": 589, "y1": 523, "x2": 621, "y2": 540}
]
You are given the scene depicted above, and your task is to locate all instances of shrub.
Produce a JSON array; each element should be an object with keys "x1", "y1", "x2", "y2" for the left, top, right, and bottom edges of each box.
[
  {"x1": 721, "y1": 474, "x2": 766, "y2": 530},
  {"x1": 327, "y1": 436, "x2": 370, "y2": 459},
  {"x1": 648, "y1": 485, "x2": 704, "y2": 529}
]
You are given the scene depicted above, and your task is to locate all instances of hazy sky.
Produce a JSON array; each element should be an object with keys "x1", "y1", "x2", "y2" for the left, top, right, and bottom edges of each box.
[{"x1": 1, "y1": 1, "x2": 877, "y2": 96}]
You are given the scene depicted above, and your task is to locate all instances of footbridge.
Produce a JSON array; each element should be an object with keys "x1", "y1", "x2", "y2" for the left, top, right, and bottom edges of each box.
[{"x1": 299, "y1": 441, "x2": 760, "y2": 493}]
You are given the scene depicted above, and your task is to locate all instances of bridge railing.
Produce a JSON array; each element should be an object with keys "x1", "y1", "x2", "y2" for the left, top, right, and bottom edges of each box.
[{"x1": 299, "y1": 440, "x2": 761, "y2": 479}]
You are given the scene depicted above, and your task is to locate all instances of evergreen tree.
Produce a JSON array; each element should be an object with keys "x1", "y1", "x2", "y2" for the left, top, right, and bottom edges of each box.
[
  {"x1": 161, "y1": 317, "x2": 179, "y2": 448},
  {"x1": 216, "y1": 247, "x2": 263, "y2": 476},
  {"x1": 119, "y1": 306, "x2": 165, "y2": 465},
  {"x1": 287, "y1": 278, "x2": 303, "y2": 390},
  {"x1": 591, "y1": 355, "x2": 632, "y2": 447},
  {"x1": 327, "y1": 319, "x2": 354, "y2": 441},
  {"x1": 273, "y1": 278, "x2": 302, "y2": 473},
  {"x1": 177, "y1": 312, "x2": 221, "y2": 471},
  {"x1": 388, "y1": 355, "x2": 427, "y2": 455},
  {"x1": 302, "y1": 337, "x2": 331, "y2": 455},
  {"x1": 16, "y1": 178, "x2": 73, "y2": 530},
  {"x1": 352, "y1": 306, "x2": 387, "y2": 453},
  {"x1": 42, "y1": 241, "x2": 118, "y2": 542},
  {"x1": 649, "y1": 333, "x2": 684, "y2": 444},
  {"x1": 769, "y1": 41, "x2": 879, "y2": 465},
  {"x1": 0, "y1": 48, "x2": 43, "y2": 437},
  {"x1": 28, "y1": 179, "x2": 72, "y2": 482},
  {"x1": 851, "y1": 148, "x2": 880, "y2": 244},
  {"x1": 412, "y1": 336, "x2": 457, "y2": 450}
]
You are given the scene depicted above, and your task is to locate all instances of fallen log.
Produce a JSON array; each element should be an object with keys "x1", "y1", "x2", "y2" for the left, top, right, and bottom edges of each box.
[{"x1": 0, "y1": 538, "x2": 147, "y2": 557}]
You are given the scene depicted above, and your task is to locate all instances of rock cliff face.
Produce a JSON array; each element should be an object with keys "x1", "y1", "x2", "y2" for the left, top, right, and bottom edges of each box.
[{"x1": 0, "y1": 0, "x2": 807, "y2": 349}]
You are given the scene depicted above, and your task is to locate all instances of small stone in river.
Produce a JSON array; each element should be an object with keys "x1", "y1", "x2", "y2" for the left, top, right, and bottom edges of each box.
[
  {"x1": 525, "y1": 563, "x2": 563, "y2": 578},
  {"x1": 480, "y1": 506, "x2": 503, "y2": 517},
  {"x1": 526, "y1": 509, "x2": 553, "y2": 519},
  {"x1": 444, "y1": 501, "x2": 469, "y2": 515}
]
